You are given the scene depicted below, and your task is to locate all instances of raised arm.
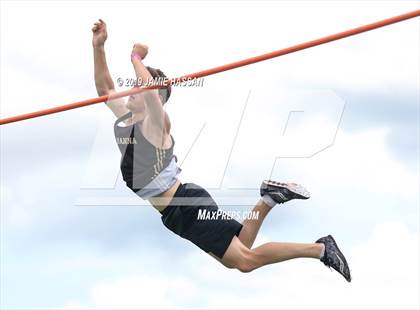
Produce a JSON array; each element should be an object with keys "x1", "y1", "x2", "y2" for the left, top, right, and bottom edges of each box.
[
  {"x1": 130, "y1": 44, "x2": 166, "y2": 131},
  {"x1": 92, "y1": 19, "x2": 128, "y2": 117}
]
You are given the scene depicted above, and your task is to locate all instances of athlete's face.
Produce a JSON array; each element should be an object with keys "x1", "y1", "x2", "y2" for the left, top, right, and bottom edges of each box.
[{"x1": 126, "y1": 93, "x2": 146, "y2": 114}]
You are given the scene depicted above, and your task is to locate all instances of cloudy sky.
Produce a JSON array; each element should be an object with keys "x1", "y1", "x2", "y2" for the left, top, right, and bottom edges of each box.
[{"x1": 1, "y1": 1, "x2": 419, "y2": 309}]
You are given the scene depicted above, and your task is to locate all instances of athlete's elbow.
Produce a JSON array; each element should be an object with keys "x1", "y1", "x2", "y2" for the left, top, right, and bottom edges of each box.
[
  {"x1": 143, "y1": 90, "x2": 160, "y2": 104},
  {"x1": 96, "y1": 87, "x2": 112, "y2": 97}
]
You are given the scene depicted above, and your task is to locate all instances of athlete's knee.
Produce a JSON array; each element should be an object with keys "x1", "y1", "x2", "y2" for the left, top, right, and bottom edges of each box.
[
  {"x1": 234, "y1": 249, "x2": 259, "y2": 273},
  {"x1": 237, "y1": 262, "x2": 255, "y2": 273},
  {"x1": 220, "y1": 236, "x2": 259, "y2": 272},
  {"x1": 222, "y1": 263, "x2": 235, "y2": 270}
]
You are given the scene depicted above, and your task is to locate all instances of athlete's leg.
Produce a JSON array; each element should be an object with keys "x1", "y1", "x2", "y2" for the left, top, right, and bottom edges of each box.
[
  {"x1": 208, "y1": 181, "x2": 350, "y2": 280},
  {"x1": 218, "y1": 236, "x2": 323, "y2": 273},
  {"x1": 238, "y1": 180, "x2": 311, "y2": 249},
  {"x1": 238, "y1": 200, "x2": 272, "y2": 248}
]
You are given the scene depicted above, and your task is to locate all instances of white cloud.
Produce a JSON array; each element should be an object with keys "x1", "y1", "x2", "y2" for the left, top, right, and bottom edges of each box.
[
  {"x1": 61, "y1": 275, "x2": 197, "y2": 310},
  {"x1": 276, "y1": 127, "x2": 419, "y2": 195},
  {"x1": 60, "y1": 221, "x2": 419, "y2": 309}
]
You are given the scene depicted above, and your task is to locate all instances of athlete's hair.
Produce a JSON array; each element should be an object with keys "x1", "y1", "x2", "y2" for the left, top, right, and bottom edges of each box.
[{"x1": 146, "y1": 66, "x2": 171, "y2": 104}]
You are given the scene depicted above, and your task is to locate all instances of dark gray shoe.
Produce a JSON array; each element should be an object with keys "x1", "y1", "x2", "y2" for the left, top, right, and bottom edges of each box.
[
  {"x1": 316, "y1": 235, "x2": 351, "y2": 282},
  {"x1": 260, "y1": 180, "x2": 310, "y2": 204}
]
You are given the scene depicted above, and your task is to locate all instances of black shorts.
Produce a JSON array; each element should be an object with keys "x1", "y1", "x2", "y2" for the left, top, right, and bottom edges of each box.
[{"x1": 160, "y1": 183, "x2": 243, "y2": 259}]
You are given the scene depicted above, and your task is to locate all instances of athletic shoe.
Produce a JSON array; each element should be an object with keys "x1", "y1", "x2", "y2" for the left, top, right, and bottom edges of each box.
[
  {"x1": 260, "y1": 180, "x2": 310, "y2": 204},
  {"x1": 316, "y1": 235, "x2": 351, "y2": 282}
]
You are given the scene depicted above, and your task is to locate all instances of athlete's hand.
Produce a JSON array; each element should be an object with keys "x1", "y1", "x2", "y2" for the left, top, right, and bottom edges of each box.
[
  {"x1": 92, "y1": 19, "x2": 108, "y2": 47},
  {"x1": 132, "y1": 43, "x2": 148, "y2": 60}
]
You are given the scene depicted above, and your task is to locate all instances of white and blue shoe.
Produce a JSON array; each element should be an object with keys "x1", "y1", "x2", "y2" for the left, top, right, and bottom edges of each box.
[{"x1": 260, "y1": 180, "x2": 310, "y2": 204}]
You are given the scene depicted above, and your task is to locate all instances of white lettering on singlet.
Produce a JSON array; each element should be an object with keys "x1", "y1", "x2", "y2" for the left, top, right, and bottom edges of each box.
[{"x1": 115, "y1": 137, "x2": 138, "y2": 145}]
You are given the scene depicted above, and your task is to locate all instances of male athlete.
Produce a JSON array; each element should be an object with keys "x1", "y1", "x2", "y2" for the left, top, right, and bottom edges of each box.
[{"x1": 92, "y1": 19, "x2": 351, "y2": 281}]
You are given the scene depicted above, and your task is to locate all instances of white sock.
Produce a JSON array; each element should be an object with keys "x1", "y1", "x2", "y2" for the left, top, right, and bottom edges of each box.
[
  {"x1": 319, "y1": 244, "x2": 325, "y2": 259},
  {"x1": 261, "y1": 195, "x2": 277, "y2": 208}
]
